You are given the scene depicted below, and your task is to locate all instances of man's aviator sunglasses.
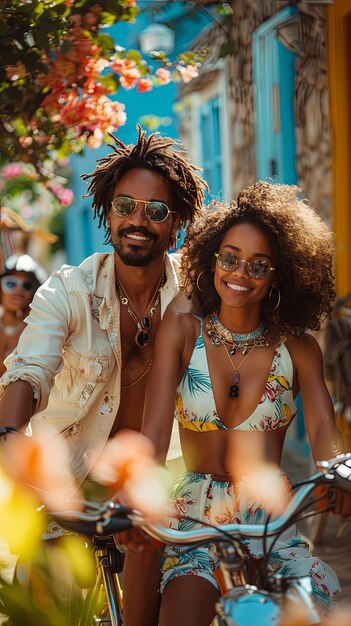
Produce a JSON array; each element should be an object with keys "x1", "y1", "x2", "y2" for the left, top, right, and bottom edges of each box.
[
  {"x1": 1, "y1": 276, "x2": 35, "y2": 293},
  {"x1": 215, "y1": 251, "x2": 275, "y2": 280},
  {"x1": 111, "y1": 196, "x2": 175, "y2": 224}
]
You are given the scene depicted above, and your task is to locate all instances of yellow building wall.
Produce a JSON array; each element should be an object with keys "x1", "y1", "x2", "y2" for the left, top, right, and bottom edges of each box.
[{"x1": 328, "y1": 1, "x2": 351, "y2": 296}]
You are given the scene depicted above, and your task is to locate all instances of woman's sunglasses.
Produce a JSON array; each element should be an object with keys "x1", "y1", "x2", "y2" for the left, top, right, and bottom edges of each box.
[
  {"x1": 1, "y1": 276, "x2": 35, "y2": 294},
  {"x1": 111, "y1": 196, "x2": 175, "y2": 224},
  {"x1": 215, "y1": 251, "x2": 275, "y2": 280}
]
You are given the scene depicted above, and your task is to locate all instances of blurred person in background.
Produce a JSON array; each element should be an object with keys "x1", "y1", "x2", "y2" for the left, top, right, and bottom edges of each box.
[{"x1": 0, "y1": 254, "x2": 47, "y2": 376}]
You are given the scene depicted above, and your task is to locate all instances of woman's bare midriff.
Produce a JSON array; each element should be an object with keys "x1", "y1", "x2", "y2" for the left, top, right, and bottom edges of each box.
[{"x1": 179, "y1": 426, "x2": 288, "y2": 475}]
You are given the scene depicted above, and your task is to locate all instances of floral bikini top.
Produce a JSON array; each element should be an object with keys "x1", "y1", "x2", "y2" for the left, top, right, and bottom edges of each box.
[{"x1": 175, "y1": 318, "x2": 297, "y2": 432}]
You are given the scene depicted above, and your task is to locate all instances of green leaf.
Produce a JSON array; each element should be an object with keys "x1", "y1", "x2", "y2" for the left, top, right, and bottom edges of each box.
[
  {"x1": 97, "y1": 11, "x2": 117, "y2": 25},
  {"x1": 126, "y1": 49, "x2": 141, "y2": 62},
  {"x1": 99, "y1": 73, "x2": 120, "y2": 92},
  {"x1": 219, "y1": 40, "x2": 234, "y2": 58},
  {"x1": 217, "y1": 3, "x2": 233, "y2": 16},
  {"x1": 96, "y1": 32, "x2": 115, "y2": 55},
  {"x1": 148, "y1": 50, "x2": 167, "y2": 60}
]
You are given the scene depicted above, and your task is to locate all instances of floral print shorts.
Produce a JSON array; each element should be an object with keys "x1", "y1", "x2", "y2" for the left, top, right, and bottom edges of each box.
[{"x1": 160, "y1": 471, "x2": 340, "y2": 607}]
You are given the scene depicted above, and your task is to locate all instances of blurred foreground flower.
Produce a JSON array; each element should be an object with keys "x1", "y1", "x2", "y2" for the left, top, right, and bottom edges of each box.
[
  {"x1": 0, "y1": 471, "x2": 44, "y2": 558},
  {"x1": 91, "y1": 429, "x2": 171, "y2": 521},
  {"x1": 0, "y1": 530, "x2": 100, "y2": 626},
  {"x1": 240, "y1": 465, "x2": 292, "y2": 517},
  {"x1": 228, "y1": 430, "x2": 291, "y2": 516},
  {"x1": 0, "y1": 428, "x2": 101, "y2": 625},
  {"x1": 0, "y1": 425, "x2": 80, "y2": 512},
  {"x1": 280, "y1": 600, "x2": 351, "y2": 625}
]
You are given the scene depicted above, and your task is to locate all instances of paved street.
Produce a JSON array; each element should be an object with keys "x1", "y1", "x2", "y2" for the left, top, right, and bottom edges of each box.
[{"x1": 282, "y1": 447, "x2": 351, "y2": 611}]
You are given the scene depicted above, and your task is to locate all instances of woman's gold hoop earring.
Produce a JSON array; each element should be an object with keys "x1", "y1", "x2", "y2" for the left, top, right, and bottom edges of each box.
[
  {"x1": 269, "y1": 286, "x2": 281, "y2": 311},
  {"x1": 196, "y1": 270, "x2": 210, "y2": 293}
]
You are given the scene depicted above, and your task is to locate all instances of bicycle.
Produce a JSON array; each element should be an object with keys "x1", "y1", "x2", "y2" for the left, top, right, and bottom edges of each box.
[
  {"x1": 49, "y1": 452, "x2": 351, "y2": 626},
  {"x1": 63, "y1": 504, "x2": 126, "y2": 626}
]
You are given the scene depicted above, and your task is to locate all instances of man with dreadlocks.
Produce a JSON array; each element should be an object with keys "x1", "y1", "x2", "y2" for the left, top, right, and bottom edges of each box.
[{"x1": 0, "y1": 125, "x2": 206, "y2": 624}]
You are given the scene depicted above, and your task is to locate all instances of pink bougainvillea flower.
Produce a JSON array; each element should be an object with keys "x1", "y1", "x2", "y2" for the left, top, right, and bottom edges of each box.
[
  {"x1": 50, "y1": 93, "x2": 126, "y2": 138},
  {"x1": 109, "y1": 58, "x2": 137, "y2": 73},
  {"x1": 91, "y1": 429, "x2": 171, "y2": 520},
  {"x1": 137, "y1": 77, "x2": 153, "y2": 93},
  {"x1": 155, "y1": 68, "x2": 171, "y2": 85},
  {"x1": 1, "y1": 163, "x2": 25, "y2": 179},
  {"x1": 177, "y1": 64, "x2": 199, "y2": 83},
  {"x1": 88, "y1": 127, "x2": 104, "y2": 149},
  {"x1": 119, "y1": 67, "x2": 141, "y2": 90},
  {"x1": 57, "y1": 187, "x2": 74, "y2": 207}
]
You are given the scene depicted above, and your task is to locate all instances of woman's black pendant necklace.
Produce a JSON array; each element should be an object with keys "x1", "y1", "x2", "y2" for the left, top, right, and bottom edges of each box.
[
  {"x1": 223, "y1": 343, "x2": 256, "y2": 398},
  {"x1": 116, "y1": 267, "x2": 165, "y2": 348}
]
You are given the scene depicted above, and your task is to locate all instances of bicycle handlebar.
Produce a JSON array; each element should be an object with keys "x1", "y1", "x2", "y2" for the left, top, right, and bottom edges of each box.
[{"x1": 48, "y1": 453, "x2": 351, "y2": 544}]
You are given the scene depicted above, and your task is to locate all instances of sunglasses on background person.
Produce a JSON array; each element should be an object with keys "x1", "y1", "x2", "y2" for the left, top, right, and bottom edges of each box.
[
  {"x1": 215, "y1": 251, "x2": 275, "y2": 280},
  {"x1": 111, "y1": 195, "x2": 175, "y2": 224},
  {"x1": 1, "y1": 276, "x2": 35, "y2": 294}
]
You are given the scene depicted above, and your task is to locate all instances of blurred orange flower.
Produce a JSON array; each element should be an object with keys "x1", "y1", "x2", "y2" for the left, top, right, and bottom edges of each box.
[
  {"x1": 91, "y1": 429, "x2": 171, "y2": 520},
  {"x1": 155, "y1": 68, "x2": 171, "y2": 85},
  {"x1": 137, "y1": 78, "x2": 153, "y2": 93},
  {"x1": 0, "y1": 425, "x2": 80, "y2": 511},
  {"x1": 280, "y1": 601, "x2": 351, "y2": 625},
  {"x1": 177, "y1": 64, "x2": 199, "y2": 83}
]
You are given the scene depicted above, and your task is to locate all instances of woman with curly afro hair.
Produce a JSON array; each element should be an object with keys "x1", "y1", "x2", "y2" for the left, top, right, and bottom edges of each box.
[{"x1": 141, "y1": 181, "x2": 350, "y2": 626}]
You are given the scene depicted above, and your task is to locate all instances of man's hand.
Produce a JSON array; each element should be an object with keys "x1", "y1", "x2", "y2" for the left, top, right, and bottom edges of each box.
[
  {"x1": 114, "y1": 528, "x2": 154, "y2": 553},
  {"x1": 114, "y1": 528, "x2": 163, "y2": 552}
]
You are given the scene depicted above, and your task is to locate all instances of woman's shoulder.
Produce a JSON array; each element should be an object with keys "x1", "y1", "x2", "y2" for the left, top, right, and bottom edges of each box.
[
  {"x1": 284, "y1": 331, "x2": 320, "y2": 348},
  {"x1": 161, "y1": 310, "x2": 202, "y2": 330},
  {"x1": 283, "y1": 332, "x2": 322, "y2": 364},
  {"x1": 164, "y1": 290, "x2": 201, "y2": 316},
  {"x1": 156, "y1": 313, "x2": 202, "y2": 357}
]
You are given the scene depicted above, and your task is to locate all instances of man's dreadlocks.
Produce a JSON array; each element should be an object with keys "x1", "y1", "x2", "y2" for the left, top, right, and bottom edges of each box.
[{"x1": 81, "y1": 125, "x2": 207, "y2": 243}]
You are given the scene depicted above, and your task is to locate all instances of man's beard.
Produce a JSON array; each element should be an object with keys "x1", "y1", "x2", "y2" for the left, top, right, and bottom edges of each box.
[{"x1": 112, "y1": 227, "x2": 169, "y2": 266}]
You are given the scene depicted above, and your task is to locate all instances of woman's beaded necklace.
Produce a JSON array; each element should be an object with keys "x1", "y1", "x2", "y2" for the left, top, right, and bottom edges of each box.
[{"x1": 206, "y1": 312, "x2": 270, "y2": 355}]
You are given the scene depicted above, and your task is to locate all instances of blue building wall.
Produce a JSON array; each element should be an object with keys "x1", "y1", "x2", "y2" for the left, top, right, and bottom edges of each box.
[
  {"x1": 65, "y1": 4, "x2": 212, "y2": 265},
  {"x1": 252, "y1": 8, "x2": 310, "y2": 457},
  {"x1": 252, "y1": 6, "x2": 297, "y2": 184}
]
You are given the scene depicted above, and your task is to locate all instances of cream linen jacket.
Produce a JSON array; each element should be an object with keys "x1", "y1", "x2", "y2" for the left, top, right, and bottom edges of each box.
[{"x1": 0, "y1": 252, "x2": 183, "y2": 490}]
